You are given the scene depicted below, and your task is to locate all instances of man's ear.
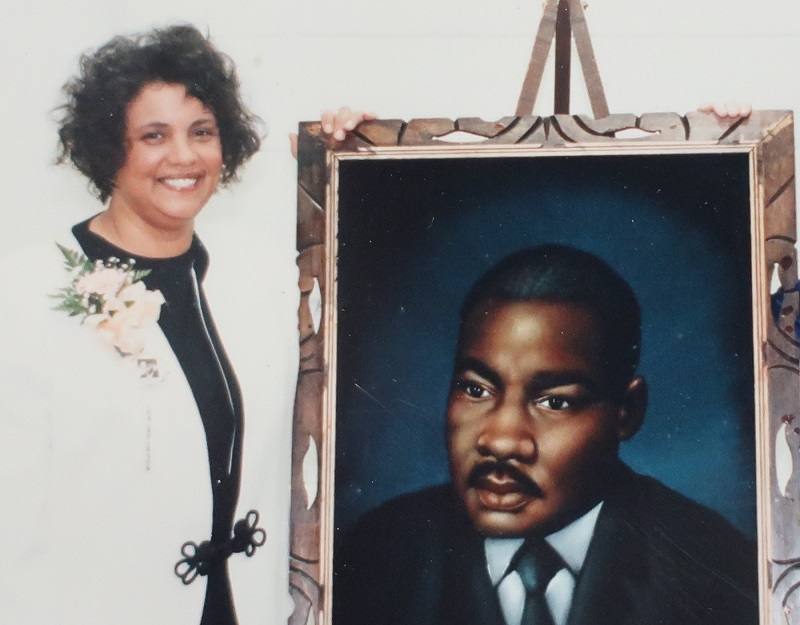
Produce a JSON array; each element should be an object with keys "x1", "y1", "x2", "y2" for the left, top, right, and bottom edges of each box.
[{"x1": 617, "y1": 376, "x2": 647, "y2": 441}]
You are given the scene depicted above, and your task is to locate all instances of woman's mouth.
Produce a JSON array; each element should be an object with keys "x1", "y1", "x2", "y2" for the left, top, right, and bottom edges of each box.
[{"x1": 161, "y1": 176, "x2": 201, "y2": 191}]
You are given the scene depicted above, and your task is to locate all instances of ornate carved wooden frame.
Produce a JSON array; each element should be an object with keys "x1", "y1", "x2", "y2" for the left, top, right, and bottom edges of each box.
[{"x1": 290, "y1": 111, "x2": 797, "y2": 625}]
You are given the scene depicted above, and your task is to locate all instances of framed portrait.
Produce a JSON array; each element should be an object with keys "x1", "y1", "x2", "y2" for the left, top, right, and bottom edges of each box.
[{"x1": 289, "y1": 111, "x2": 799, "y2": 625}]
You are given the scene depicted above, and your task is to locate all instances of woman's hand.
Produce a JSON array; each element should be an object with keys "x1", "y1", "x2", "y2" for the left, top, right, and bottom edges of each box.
[
  {"x1": 698, "y1": 102, "x2": 752, "y2": 119},
  {"x1": 290, "y1": 107, "x2": 376, "y2": 158}
]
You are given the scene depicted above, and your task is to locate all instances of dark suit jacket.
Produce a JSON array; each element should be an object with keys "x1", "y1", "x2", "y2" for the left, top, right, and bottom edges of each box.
[{"x1": 333, "y1": 466, "x2": 758, "y2": 625}]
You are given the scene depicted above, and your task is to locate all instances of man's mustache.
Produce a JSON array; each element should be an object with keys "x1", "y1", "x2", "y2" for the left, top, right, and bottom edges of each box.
[{"x1": 466, "y1": 460, "x2": 542, "y2": 496}]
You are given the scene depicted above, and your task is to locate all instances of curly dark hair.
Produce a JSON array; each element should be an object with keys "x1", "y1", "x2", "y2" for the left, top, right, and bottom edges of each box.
[{"x1": 57, "y1": 24, "x2": 262, "y2": 203}]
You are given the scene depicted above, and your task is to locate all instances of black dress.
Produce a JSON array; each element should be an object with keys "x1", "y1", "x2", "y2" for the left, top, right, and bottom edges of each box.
[{"x1": 73, "y1": 219, "x2": 249, "y2": 625}]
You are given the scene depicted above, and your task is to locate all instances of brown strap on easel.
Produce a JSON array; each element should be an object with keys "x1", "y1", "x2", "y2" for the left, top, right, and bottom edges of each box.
[
  {"x1": 554, "y1": 0, "x2": 571, "y2": 114},
  {"x1": 515, "y1": 0, "x2": 609, "y2": 118}
]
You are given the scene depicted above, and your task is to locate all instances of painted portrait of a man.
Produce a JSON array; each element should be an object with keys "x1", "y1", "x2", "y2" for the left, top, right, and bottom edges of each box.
[
  {"x1": 333, "y1": 244, "x2": 756, "y2": 625},
  {"x1": 328, "y1": 152, "x2": 760, "y2": 625}
]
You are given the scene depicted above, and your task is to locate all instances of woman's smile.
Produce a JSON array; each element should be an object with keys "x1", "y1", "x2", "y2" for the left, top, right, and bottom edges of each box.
[{"x1": 102, "y1": 82, "x2": 223, "y2": 255}]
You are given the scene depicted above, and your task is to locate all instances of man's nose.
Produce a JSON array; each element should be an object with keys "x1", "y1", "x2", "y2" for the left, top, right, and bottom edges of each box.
[{"x1": 475, "y1": 397, "x2": 536, "y2": 462}]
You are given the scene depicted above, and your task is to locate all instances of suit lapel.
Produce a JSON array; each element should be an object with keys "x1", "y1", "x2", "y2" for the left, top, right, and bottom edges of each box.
[
  {"x1": 441, "y1": 507, "x2": 507, "y2": 625},
  {"x1": 196, "y1": 226, "x2": 295, "y2": 623},
  {"x1": 567, "y1": 475, "x2": 655, "y2": 625}
]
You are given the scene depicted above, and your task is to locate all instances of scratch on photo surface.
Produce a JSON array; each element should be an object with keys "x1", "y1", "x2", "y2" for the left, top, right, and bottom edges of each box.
[
  {"x1": 354, "y1": 383, "x2": 393, "y2": 414},
  {"x1": 397, "y1": 398, "x2": 438, "y2": 418}
]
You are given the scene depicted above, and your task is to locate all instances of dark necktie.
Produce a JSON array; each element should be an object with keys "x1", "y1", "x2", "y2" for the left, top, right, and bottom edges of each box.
[{"x1": 510, "y1": 539, "x2": 564, "y2": 625}]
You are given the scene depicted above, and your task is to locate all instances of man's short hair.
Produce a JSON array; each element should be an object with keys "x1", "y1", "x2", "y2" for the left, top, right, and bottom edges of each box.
[{"x1": 459, "y1": 244, "x2": 642, "y2": 395}]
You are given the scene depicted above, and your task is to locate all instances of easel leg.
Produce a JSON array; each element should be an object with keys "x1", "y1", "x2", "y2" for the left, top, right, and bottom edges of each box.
[
  {"x1": 570, "y1": 0, "x2": 609, "y2": 118},
  {"x1": 515, "y1": 0, "x2": 608, "y2": 118},
  {"x1": 516, "y1": 0, "x2": 560, "y2": 117}
]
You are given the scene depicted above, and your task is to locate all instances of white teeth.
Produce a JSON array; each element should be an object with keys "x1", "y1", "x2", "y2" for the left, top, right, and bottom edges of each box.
[{"x1": 162, "y1": 178, "x2": 198, "y2": 189}]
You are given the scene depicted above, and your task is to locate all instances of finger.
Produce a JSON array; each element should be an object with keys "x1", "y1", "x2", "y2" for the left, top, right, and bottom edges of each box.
[
  {"x1": 698, "y1": 103, "x2": 733, "y2": 118},
  {"x1": 707, "y1": 103, "x2": 731, "y2": 118},
  {"x1": 321, "y1": 110, "x2": 335, "y2": 135},
  {"x1": 729, "y1": 102, "x2": 751, "y2": 118},
  {"x1": 333, "y1": 106, "x2": 352, "y2": 141},
  {"x1": 344, "y1": 111, "x2": 377, "y2": 131},
  {"x1": 289, "y1": 133, "x2": 298, "y2": 160},
  {"x1": 715, "y1": 103, "x2": 731, "y2": 117}
]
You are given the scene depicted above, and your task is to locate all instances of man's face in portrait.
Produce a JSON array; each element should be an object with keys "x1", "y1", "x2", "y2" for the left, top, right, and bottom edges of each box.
[{"x1": 446, "y1": 300, "x2": 645, "y2": 538}]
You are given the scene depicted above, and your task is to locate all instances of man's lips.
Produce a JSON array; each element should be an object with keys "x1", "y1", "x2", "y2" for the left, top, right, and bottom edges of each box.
[
  {"x1": 476, "y1": 473, "x2": 528, "y2": 494},
  {"x1": 466, "y1": 461, "x2": 542, "y2": 511}
]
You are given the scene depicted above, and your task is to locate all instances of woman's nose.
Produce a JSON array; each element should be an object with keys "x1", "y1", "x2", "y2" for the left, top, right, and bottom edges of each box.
[{"x1": 167, "y1": 137, "x2": 198, "y2": 164}]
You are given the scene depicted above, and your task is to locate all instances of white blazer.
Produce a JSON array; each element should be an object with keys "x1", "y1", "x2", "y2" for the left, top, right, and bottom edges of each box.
[{"x1": 0, "y1": 221, "x2": 298, "y2": 625}]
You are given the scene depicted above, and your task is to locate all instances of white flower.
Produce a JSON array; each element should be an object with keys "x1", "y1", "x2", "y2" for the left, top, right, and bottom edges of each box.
[
  {"x1": 84, "y1": 313, "x2": 111, "y2": 327},
  {"x1": 97, "y1": 313, "x2": 147, "y2": 356},
  {"x1": 75, "y1": 266, "x2": 128, "y2": 298},
  {"x1": 52, "y1": 244, "x2": 165, "y2": 358},
  {"x1": 92, "y1": 290, "x2": 164, "y2": 356}
]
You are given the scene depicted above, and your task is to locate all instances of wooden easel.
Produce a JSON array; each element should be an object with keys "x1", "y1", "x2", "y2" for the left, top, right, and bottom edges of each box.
[{"x1": 516, "y1": 0, "x2": 609, "y2": 118}]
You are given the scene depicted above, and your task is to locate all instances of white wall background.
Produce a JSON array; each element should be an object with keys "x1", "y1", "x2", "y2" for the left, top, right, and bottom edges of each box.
[
  {"x1": 4, "y1": 0, "x2": 799, "y2": 246},
  {"x1": 2, "y1": 0, "x2": 798, "y2": 618}
]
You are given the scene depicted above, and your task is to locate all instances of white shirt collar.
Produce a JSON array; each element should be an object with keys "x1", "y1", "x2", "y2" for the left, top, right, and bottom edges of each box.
[{"x1": 484, "y1": 501, "x2": 604, "y2": 585}]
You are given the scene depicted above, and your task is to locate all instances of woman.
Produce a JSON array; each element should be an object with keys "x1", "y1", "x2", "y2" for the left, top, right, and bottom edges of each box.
[{"x1": 0, "y1": 24, "x2": 365, "y2": 625}]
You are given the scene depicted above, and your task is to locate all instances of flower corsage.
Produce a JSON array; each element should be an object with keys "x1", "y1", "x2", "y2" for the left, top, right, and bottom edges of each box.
[{"x1": 51, "y1": 243, "x2": 165, "y2": 358}]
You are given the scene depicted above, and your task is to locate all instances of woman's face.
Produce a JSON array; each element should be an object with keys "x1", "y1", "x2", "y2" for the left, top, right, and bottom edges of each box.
[{"x1": 109, "y1": 82, "x2": 223, "y2": 235}]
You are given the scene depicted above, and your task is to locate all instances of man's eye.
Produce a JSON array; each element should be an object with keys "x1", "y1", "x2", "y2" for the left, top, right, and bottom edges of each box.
[
  {"x1": 534, "y1": 396, "x2": 573, "y2": 411},
  {"x1": 454, "y1": 380, "x2": 490, "y2": 399}
]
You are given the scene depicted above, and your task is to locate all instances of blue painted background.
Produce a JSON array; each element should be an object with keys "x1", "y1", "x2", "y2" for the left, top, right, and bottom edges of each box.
[{"x1": 334, "y1": 153, "x2": 755, "y2": 538}]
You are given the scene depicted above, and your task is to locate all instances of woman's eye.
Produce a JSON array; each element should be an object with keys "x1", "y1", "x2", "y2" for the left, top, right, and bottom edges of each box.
[
  {"x1": 142, "y1": 132, "x2": 164, "y2": 142},
  {"x1": 194, "y1": 127, "x2": 218, "y2": 138}
]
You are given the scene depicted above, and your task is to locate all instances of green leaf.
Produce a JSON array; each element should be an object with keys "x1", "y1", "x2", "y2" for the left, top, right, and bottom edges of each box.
[
  {"x1": 131, "y1": 269, "x2": 152, "y2": 282},
  {"x1": 55, "y1": 242, "x2": 89, "y2": 271},
  {"x1": 52, "y1": 301, "x2": 83, "y2": 315}
]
